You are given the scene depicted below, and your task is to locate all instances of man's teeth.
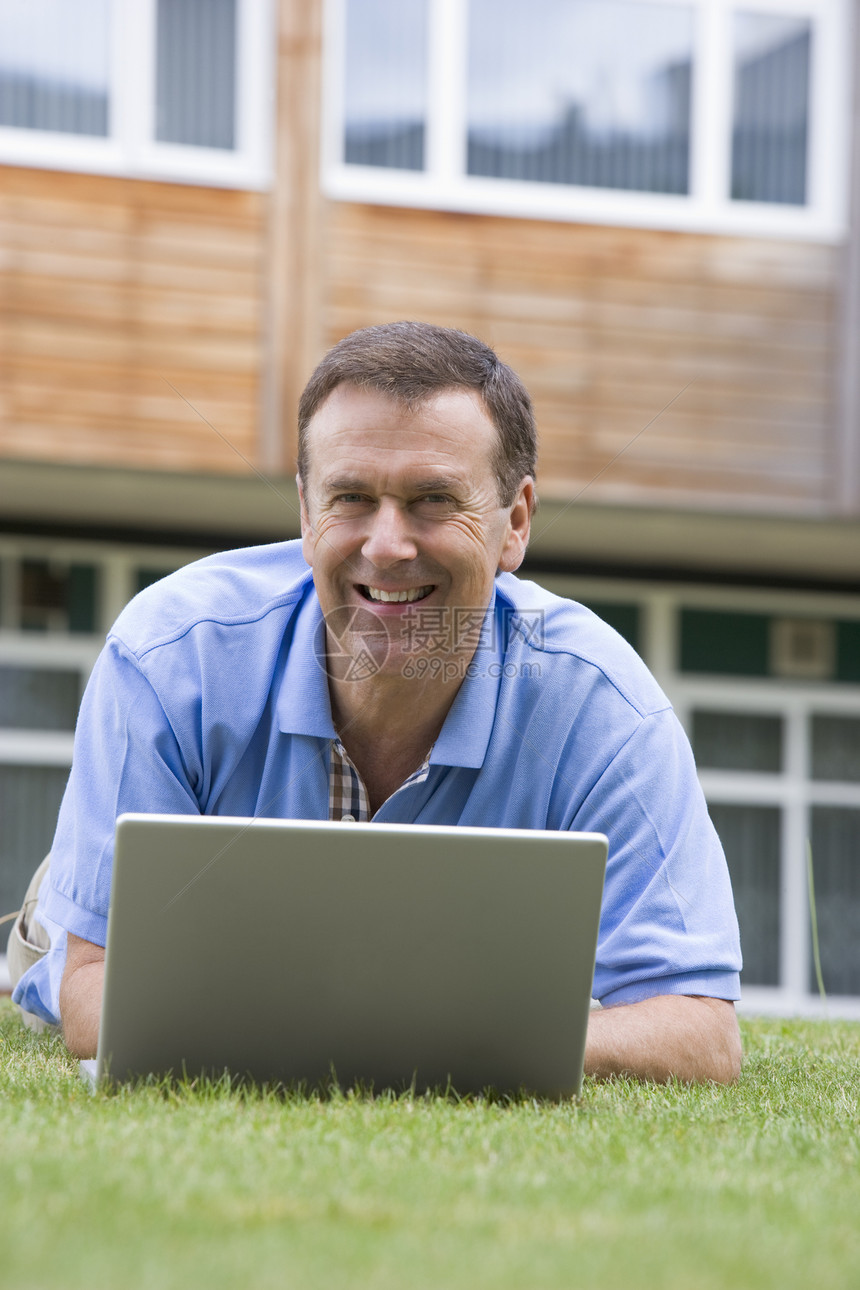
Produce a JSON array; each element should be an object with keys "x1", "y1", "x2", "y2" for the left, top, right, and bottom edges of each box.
[{"x1": 365, "y1": 585, "x2": 433, "y2": 603}]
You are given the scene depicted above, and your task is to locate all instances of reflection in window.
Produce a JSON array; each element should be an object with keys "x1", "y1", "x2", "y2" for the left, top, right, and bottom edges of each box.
[
  {"x1": 156, "y1": 0, "x2": 237, "y2": 149},
  {"x1": 467, "y1": 0, "x2": 693, "y2": 194},
  {"x1": 709, "y1": 802, "x2": 780, "y2": 986},
  {"x1": 343, "y1": 0, "x2": 427, "y2": 170},
  {"x1": 0, "y1": 667, "x2": 81, "y2": 731},
  {"x1": 0, "y1": 0, "x2": 109, "y2": 136},
  {"x1": 810, "y1": 715, "x2": 860, "y2": 784},
  {"x1": 732, "y1": 12, "x2": 811, "y2": 205},
  {"x1": 692, "y1": 710, "x2": 783, "y2": 773},
  {"x1": 810, "y1": 807, "x2": 860, "y2": 995}
]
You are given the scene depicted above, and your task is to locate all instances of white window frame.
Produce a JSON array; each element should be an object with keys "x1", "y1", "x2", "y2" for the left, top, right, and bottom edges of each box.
[
  {"x1": 0, "y1": 0, "x2": 274, "y2": 189},
  {"x1": 322, "y1": 0, "x2": 850, "y2": 241}
]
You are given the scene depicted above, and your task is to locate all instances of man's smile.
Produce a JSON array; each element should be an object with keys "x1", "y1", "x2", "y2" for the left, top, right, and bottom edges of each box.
[{"x1": 360, "y1": 584, "x2": 435, "y2": 603}]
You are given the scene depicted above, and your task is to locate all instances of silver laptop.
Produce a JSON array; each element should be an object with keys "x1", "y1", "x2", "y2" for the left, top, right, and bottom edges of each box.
[{"x1": 91, "y1": 814, "x2": 607, "y2": 1099}]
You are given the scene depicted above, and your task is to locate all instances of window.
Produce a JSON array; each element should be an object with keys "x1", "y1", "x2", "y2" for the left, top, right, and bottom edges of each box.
[
  {"x1": 731, "y1": 10, "x2": 812, "y2": 204},
  {"x1": 0, "y1": 539, "x2": 203, "y2": 988},
  {"x1": 520, "y1": 570, "x2": 860, "y2": 1015},
  {"x1": 809, "y1": 806, "x2": 860, "y2": 994},
  {"x1": 343, "y1": 0, "x2": 428, "y2": 170},
  {"x1": 324, "y1": 0, "x2": 848, "y2": 238},
  {"x1": 708, "y1": 801, "x2": 782, "y2": 986},
  {"x1": 675, "y1": 638, "x2": 860, "y2": 1011},
  {"x1": 467, "y1": 1, "x2": 694, "y2": 196},
  {"x1": 0, "y1": 0, "x2": 273, "y2": 187},
  {"x1": 691, "y1": 704, "x2": 860, "y2": 1003}
]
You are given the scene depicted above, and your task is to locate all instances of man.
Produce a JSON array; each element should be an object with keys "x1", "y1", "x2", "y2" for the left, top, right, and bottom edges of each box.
[{"x1": 10, "y1": 321, "x2": 742, "y2": 1082}]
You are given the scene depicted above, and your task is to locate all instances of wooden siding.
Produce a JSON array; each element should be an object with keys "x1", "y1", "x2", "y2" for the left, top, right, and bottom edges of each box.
[
  {"x1": 0, "y1": 166, "x2": 265, "y2": 475},
  {"x1": 0, "y1": 161, "x2": 843, "y2": 518},
  {"x1": 320, "y1": 203, "x2": 840, "y2": 515}
]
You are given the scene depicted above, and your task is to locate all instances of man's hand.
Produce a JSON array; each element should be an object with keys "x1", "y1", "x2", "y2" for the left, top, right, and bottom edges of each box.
[
  {"x1": 59, "y1": 932, "x2": 105, "y2": 1058},
  {"x1": 584, "y1": 994, "x2": 742, "y2": 1084}
]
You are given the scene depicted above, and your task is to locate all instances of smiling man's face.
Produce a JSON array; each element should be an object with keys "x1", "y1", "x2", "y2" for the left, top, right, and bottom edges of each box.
[{"x1": 298, "y1": 383, "x2": 533, "y2": 683}]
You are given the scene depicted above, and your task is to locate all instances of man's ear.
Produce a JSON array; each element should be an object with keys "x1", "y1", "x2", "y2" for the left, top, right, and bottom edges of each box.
[{"x1": 498, "y1": 477, "x2": 535, "y2": 574}]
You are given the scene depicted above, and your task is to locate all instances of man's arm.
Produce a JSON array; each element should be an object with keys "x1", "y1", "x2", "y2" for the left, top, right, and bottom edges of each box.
[
  {"x1": 584, "y1": 994, "x2": 742, "y2": 1084},
  {"x1": 59, "y1": 932, "x2": 105, "y2": 1058}
]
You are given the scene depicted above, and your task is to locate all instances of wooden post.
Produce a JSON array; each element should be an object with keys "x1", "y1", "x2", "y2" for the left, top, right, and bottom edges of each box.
[{"x1": 261, "y1": 0, "x2": 328, "y2": 477}]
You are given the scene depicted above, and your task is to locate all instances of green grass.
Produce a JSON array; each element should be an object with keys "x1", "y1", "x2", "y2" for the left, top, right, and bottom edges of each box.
[{"x1": 2, "y1": 999, "x2": 858, "y2": 1290}]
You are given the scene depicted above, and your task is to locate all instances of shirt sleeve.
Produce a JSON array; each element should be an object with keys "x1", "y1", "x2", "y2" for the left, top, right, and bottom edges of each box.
[
  {"x1": 40, "y1": 636, "x2": 202, "y2": 948},
  {"x1": 573, "y1": 707, "x2": 742, "y2": 1006}
]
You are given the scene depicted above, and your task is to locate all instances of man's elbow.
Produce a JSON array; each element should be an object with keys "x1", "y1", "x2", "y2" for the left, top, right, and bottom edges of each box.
[
  {"x1": 59, "y1": 933, "x2": 105, "y2": 1059},
  {"x1": 698, "y1": 997, "x2": 743, "y2": 1084}
]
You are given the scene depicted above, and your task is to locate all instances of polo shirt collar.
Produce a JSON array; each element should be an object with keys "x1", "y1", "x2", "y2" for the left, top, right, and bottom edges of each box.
[
  {"x1": 431, "y1": 595, "x2": 504, "y2": 770},
  {"x1": 276, "y1": 581, "x2": 337, "y2": 740}
]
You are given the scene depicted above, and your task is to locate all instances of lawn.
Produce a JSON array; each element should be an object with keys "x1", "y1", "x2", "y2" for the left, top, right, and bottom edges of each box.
[{"x1": 1, "y1": 1000, "x2": 858, "y2": 1290}]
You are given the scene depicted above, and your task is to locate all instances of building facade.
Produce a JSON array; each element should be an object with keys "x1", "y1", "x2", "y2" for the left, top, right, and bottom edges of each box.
[{"x1": 1, "y1": 0, "x2": 859, "y2": 1014}]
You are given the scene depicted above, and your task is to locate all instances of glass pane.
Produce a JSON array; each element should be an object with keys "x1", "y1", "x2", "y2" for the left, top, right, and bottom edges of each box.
[
  {"x1": 0, "y1": 0, "x2": 109, "y2": 135},
  {"x1": 468, "y1": 0, "x2": 693, "y2": 194},
  {"x1": 692, "y1": 710, "x2": 782, "y2": 773},
  {"x1": 20, "y1": 559, "x2": 65, "y2": 632},
  {"x1": 0, "y1": 666, "x2": 81, "y2": 730},
  {"x1": 708, "y1": 802, "x2": 780, "y2": 987},
  {"x1": 344, "y1": 0, "x2": 427, "y2": 170},
  {"x1": 0, "y1": 765, "x2": 68, "y2": 921},
  {"x1": 731, "y1": 12, "x2": 810, "y2": 205},
  {"x1": 156, "y1": 0, "x2": 236, "y2": 149},
  {"x1": 810, "y1": 808, "x2": 860, "y2": 996},
  {"x1": 811, "y1": 715, "x2": 860, "y2": 784},
  {"x1": 19, "y1": 560, "x2": 98, "y2": 634}
]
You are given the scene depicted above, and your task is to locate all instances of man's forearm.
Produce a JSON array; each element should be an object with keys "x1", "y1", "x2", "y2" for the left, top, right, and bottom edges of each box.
[
  {"x1": 59, "y1": 935, "x2": 105, "y2": 1058},
  {"x1": 584, "y1": 994, "x2": 742, "y2": 1084}
]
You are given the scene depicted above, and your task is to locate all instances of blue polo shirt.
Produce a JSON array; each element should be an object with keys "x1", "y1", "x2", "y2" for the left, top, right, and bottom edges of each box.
[{"x1": 14, "y1": 540, "x2": 741, "y2": 1024}]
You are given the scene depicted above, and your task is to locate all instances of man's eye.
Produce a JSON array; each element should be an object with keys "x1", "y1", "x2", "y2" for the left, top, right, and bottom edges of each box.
[
  {"x1": 419, "y1": 494, "x2": 453, "y2": 506},
  {"x1": 335, "y1": 493, "x2": 367, "y2": 505}
]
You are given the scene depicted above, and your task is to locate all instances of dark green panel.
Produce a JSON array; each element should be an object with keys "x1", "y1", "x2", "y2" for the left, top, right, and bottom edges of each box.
[
  {"x1": 836, "y1": 620, "x2": 860, "y2": 683},
  {"x1": 680, "y1": 609, "x2": 770, "y2": 676},
  {"x1": 581, "y1": 601, "x2": 640, "y2": 652},
  {"x1": 136, "y1": 568, "x2": 176, "y2": 596},
  {"x1": 68, "y1": 564, "x2": 98, "y2": 634}
]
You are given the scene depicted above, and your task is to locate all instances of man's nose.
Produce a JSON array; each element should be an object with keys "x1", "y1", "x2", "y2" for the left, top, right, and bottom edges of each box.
[{"x1": 361, "y1": 500, "x2": 418, "y2": 566}]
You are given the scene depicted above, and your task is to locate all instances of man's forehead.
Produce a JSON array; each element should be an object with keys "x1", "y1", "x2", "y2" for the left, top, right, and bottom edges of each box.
[
  {"x1": 308, "y1": 381, "x2": 489, "y2": 426},
  {"x1": 303, "y1": 383, "x2": 498, "y2": 469}
]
